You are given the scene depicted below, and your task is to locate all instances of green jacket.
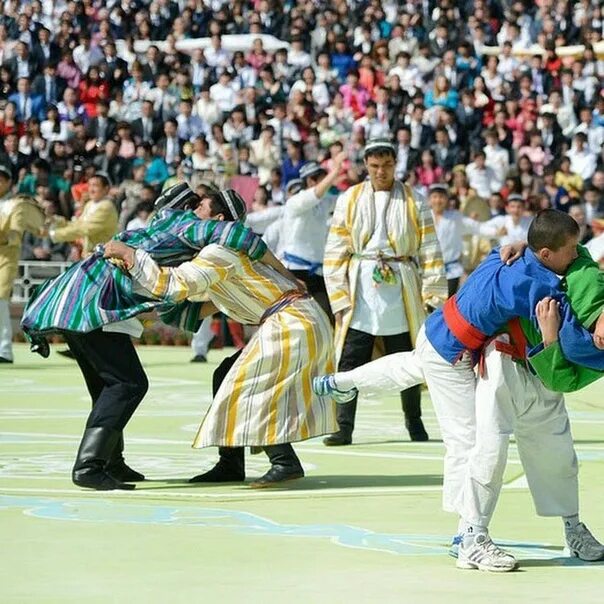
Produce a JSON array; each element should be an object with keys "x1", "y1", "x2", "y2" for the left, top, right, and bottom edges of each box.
[{"x1": 521, "y1": 245, "x2": 603, "y2": 392}]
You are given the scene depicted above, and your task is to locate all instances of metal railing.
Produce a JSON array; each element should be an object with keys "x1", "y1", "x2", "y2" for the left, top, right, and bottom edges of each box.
[{"x1": 11, "y1": 261, "x2": 71, "y2": 304}]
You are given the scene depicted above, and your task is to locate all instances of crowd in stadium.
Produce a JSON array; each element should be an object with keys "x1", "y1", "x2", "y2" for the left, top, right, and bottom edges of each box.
[{"x1": 0, "y1": 0, "x2": 603, "y2": 264}]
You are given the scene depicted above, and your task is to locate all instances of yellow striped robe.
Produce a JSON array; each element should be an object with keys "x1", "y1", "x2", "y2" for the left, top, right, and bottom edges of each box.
[
  {"x1": 323, "y1": 180, "x2": 447, "y2": 362},
  {"x1": 130, "y1": 244, "x2": 336, "y2": 447}
]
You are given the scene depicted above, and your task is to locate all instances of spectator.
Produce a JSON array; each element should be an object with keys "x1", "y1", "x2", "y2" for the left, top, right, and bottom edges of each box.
[{"x1": 466, "y1": 150, "x2": 501, "y2": 199}]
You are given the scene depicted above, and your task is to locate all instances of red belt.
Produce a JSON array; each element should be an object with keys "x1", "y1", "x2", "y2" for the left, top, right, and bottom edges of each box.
[{"x1": 442, "y1": 295, "x2": 488, "y2": 351}]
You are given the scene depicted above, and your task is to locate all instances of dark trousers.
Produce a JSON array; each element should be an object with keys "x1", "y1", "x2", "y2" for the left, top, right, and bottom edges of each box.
[
  {"x1": 335, "y1": 328, "x2": 422, "y2": 436},
  {"x1": 291, "y1": 270, "x2": 334, "y2": 324},
  {"x1": 447, "y1": 277, "x2": 460, "y2": 298},
  {"x1": 213, "y1": 349, "x2": 298, "y2": 466},
  {"x1": 64, "y1": 329, "x2": 149, "y2": 431}
]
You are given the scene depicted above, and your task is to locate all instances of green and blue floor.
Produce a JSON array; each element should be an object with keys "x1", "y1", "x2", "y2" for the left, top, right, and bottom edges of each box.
[{"x1": 1, "y1": 344, "x2": 603, "y2": 603}]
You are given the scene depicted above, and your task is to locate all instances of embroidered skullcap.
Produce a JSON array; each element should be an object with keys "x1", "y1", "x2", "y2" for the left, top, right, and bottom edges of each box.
[
  {"x1": 286, "y1": 178, "x2": 304, "y2": 194},
  {"x1": 218, "y1": 189, "x2": 247, "y2": 221},
  {"x1": 299, "y1": 161, "x2": 326, "y2": 181},
  {"x1": 428, "y1": 183, "x2": 448, "y2": 194},
  {"x1": 154, "y1": 181, "x2": 200, "y2": 211},
  {"x1": 363, "y1": 138, "x2": 396, "y2": 158}
]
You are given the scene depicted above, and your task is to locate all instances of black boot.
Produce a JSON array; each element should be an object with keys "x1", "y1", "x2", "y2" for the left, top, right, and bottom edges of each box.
[
  {"x1": 323, "y1": 399, "x2": 356, "y2": 446},
  {"x1": 250, "y1": 444, "x2": 304, "y2": 488},
  {"x1": 72, "y1": 427, "x2": 136, "y2": 490},
  {"x1": 105, "y1": 433, "x2": 145, "y2": 482},
  {"x1": 402, "y1": 390, "x2": 429, "y2": 442},
  {"x1": 189, "y1": 447, "x2": 245, "y2": 483}
]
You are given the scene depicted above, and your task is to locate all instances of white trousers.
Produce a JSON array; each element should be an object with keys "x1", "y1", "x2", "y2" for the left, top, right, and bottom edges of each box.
[
  {"x1": 191, "y1": 316, "x2": 213, "y2": 357},
  {"x1": 344, "y1": 325, "x2": 477, "y2": 513},
  {"x1": 458, "y1": 342, "x2": 578, "y2": 527},
  {"x1": 0, "y1": 298, "x2": 13, "y2": 361}
]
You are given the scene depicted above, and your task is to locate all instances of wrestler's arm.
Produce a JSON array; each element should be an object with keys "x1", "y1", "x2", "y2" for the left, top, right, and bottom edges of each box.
[
  {"x1": 528, "y1": 297, "x2": 603, "y2": 392},
  {"x1": 104, "y1": 241, "x2": 233, "y2": 303}
]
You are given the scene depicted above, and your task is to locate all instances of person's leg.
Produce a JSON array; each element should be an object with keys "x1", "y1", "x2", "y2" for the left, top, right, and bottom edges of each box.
[
  {"x1": 190, "y1": 349, "x2": 245, "y2": 483},
  {"x1": 516, "y1": 376, "x2": 604, "y2": 561},
  {"x1": 454, "y1": 346, "x2": 517, "y2": 572},
  {"x1": 190, "y1": 316, "x2": 213, "y2": 362},
  {"x1": 0, "y1": 298, "x2": 13, "y2": 362},
  {"x1": 323, "y1": 328, "x2": 375, "y2": 446},
  {"x1": 317, "y1": 349, "x2": 424, "y2": 395},
  {"x1": 64, "y1": 332, "x2": 144, "y2": 483},
  {"x1": 67, "y1": 330, "x2": 148, "y2": 490},
  {"x1": 383, "y1": 332, "x2": 427, "y2": 441},
  {"x1": 250, "y1": 443, "x2": 304, "y2": 488},
  {"x1": 457, "y1": 347, "x2": 515, "y2": 531},
  {"x1": 299, "y1": 271, "x2": 334, "y2": 325},
  {"x1": 414, "y1": 326, "x2": 476, "y2": 515}
]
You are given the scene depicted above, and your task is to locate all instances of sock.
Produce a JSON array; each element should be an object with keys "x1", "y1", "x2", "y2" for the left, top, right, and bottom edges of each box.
[
  {"x1": 333, "y1": 372, "x2": 356, "y2": 392},
  {"x1": 459, "y1": 520, "x2": 488, "y2": 540},
  {"x1": 563, "y1": 514, "x2": 580, "y2": 530}
]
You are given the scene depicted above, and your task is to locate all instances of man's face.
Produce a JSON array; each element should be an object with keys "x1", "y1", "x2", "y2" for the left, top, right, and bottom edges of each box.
[
  {"x1": 193, "y1": 197, "x2": 223, "y2": 221},
  {"x1": 365, "y1": 153, "x2": 395, "y2": 191},
  {"x1": 506, "y1": 200, "x2": 524, "y2": 219},
  {"x1": 539, "y1": 235, "x2": 579, "y2": 275},
  {"x1": 429, "y1": 191, "x2": 448, "y2": 213},
  {"x1": 17, "y1": 79, "x2": 29, "y2": 94},
  {"x1": 398, "y1": 130, "x2": 410, "y2": 146},
  {"x1": 142, "y1": 102, "x2": 153, "y2": 117},
  {"x1": 88, "y1": 178, "x2": 109, "y2": 202}
]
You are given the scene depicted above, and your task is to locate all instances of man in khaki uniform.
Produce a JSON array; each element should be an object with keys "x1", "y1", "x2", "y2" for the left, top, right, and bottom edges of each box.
[
  {"x1": 50, "y1": 174, "x2": 118, "y2": 257},
  {"x1": 0, "y1": 165, "x2": 45, "y2": 362}
]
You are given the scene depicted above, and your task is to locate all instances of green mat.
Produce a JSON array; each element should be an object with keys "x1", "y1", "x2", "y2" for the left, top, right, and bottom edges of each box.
[{"x1": 1, "y1": 344, "x2": 603, "y2": 603}]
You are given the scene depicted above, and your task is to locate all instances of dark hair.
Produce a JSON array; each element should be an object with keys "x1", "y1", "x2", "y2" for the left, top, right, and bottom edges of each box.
[
  {"x1": 206, "y1": 191, "x2": 236, "y2": 221},
  {"x1": 89, "y1": 173, "x2": 110, "y2": 188},
  {"x1": 527, "y1": 209, "x2": 580, "y2": 252}
]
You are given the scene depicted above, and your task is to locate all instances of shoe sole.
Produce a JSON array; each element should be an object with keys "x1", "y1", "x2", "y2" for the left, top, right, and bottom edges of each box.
[
  {"x1": 456, "y1": 559, "x2": 518, "y2": 572},
  {"x1": 565, "y1": 547, "x2": 604, "y2": 562},
  {"x1": 249, "y1": 473, "x2": 304, "y2": 489}
]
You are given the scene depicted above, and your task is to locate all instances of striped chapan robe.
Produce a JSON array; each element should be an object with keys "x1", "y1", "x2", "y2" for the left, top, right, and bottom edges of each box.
[
  {"x1": 21, "y1": 208, "x2": 267, "y2": 337},
  {"x1": 129, "y1": 243, "x2": 337, "y2": 447},
  {"x1": 324, "y1": 180, "x2": 448, "y2": 362}
]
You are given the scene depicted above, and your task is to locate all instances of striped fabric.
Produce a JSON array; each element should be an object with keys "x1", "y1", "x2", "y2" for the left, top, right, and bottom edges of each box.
[
  {"x1": 21, "y1": 208, "x2": 267, "y2": 337},
  {"x1": 324, "y1": 180, "x2": 447, "y2": 361},
  {"x1": 130, "y1": 244, "x2": 337, "y2": 447}
]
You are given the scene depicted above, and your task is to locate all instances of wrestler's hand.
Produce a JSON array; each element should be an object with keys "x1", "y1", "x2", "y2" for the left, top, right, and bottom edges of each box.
[
  {"x1": 593, "y1": 311, "x2": 604, "y2": 350},
  {"x1": 103, "y1": 240, "x2": 135, "y2": 269},
  {"x1": 536, "y1": 297, "x2": 560, "y2": 347},
  {"x1": 500, "y1": 241, "x2": 528, "y2": 265}
]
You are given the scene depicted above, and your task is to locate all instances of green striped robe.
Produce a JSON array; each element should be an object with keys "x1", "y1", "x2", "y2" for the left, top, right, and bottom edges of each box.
[{"x1": 21, "y1": 208, "x2": 267, "y2": 337}]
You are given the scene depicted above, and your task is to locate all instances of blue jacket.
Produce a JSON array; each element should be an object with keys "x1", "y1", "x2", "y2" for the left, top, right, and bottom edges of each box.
[{"x1": 425, "y1": 247, "x2": 604, "y2": 370}]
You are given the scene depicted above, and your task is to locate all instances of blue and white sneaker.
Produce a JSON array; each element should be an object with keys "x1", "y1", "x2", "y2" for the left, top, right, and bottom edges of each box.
[
  {"x1": 313, "y1": 375, "x2": 358, "y2": 404},
  {"x1": 449, "y1": 534, "x2": 463, "y2": 559}
]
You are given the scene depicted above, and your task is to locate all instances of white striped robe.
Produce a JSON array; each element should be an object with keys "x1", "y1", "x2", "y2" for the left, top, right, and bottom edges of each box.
[
  {"x1": 323, "y1": 180, "x2": 447, "y2": 362},
  {"x1": 130, "y1": 244, "x2": 336, "y2": 447}
]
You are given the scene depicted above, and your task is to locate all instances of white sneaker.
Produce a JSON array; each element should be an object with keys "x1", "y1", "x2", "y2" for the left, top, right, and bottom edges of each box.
[
  {"x1": 565, "y1": 522, "x2": 604, "y2": 561},
  {"x1": 456, "y1": 534, "x2": 518, "y2": 572}
]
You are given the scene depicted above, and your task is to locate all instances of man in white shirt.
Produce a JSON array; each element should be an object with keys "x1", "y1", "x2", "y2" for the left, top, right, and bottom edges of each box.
[
  {"x1": 428, "y1": 184, "x2": 501, "y2": 296},
  {"x1": 353, "y1": 101, "x2": 390, "y2": 140},
  {"x1": 483, "y1": 129, "x2": 510, "y2": 185},
  {"x1": 288, "y1": 37, "x2": 312, "y2": 71},
  {"x1": 204, "y1": 34, "x2": 231, "y2": 73},
  {"x1": 566, "y1": 132, "x2": 598, "y2": 181},
  {"x1": 281, "y1": 155, "x2": 346, "y2": 320},
  {"x1": 466, "y1": 151, "x2": 502, "y2": 199},
  {"x1": 483, "y1": 194, "x2": 533, "y2": 246},
  {"x1": 209, "y1": 70, "x2": 238, "y2": 116},
  {"x1": 146, "y1": 73, "x2": 179, "y2": 121}
]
